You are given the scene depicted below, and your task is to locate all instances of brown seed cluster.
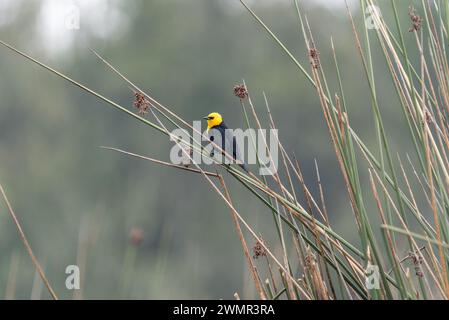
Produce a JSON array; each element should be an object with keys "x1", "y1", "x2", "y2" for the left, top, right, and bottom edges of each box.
[
  {"x1": 233, "y1": 84, "x2": 248, "y2": 100},
  {"x1": 305, "y1": 251, "x2": 317, "y2": 269},
  {"x1": 252, "y1": 240, "x2": 267, "y2": 259},
  {"x1": 309, "y1": 48, "x2": 320, "y2": 69},
  {"x1": 408, "y1": 251, "x2": 423, "y2": 278},
  {"x1": 424, "y1": 110, "x2": 432, "y2": 124},
  {"x1": 130, "y1": 228, "x2": 144, "y2": 247},
  {"x1": 408, "y1": 6, "x2": 422, "y2": 32},
  {"x1": 133, "y1": 91, "x2": 151, "y2": 115}
]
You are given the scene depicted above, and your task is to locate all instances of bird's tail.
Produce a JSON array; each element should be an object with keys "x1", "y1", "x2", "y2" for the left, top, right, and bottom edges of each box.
[{"x1": 239, "y1": 162, "x2": 249, "y2": 173}]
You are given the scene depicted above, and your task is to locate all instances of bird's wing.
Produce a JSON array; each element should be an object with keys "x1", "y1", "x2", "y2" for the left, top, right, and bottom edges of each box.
[
  {"x1": 224, "y1": 129, "x2": 244, "y2": 164},
  {"x1": 228, "y1": 130, "x2": 248, "y2": 171},
  {"x1": 208, "y1": 127, "x2": 224, "y2": 156},
  {"x1": 209, "y1": 125, "x2": 248, "y2": 171}
]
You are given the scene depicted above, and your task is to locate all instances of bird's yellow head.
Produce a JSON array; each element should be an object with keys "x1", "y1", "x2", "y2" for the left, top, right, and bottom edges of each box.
[{"x1": 203, "y1": 112, "x2": 223, "y2": 129}]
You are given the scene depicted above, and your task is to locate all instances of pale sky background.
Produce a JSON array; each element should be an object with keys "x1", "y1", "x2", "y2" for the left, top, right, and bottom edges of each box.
[{"x1": 0, "y1": 0, "x2": 357, "y2": 53}]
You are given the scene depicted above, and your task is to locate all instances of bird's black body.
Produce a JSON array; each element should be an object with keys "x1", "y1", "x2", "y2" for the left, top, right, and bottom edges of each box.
[{"x1": 209, "y1": 121, "x2": 249, "y2": 172}]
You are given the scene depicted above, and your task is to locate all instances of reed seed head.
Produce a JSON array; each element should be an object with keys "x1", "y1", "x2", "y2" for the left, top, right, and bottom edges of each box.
[
  {"x1": 408, "y1": 251, "x2": 424, "y2": 278},
  {"x1": 309, "y1": 48, "x2": 320, "y2": 69},
  {"x1": 408, "y1": 6, "x2": 422, "y2": 32},
  {"x1": 252, "y1": 240, "x2": 267, "y2": 259},
  {"x1": 133, "y1": 91, "x2": 151, "y2": 115},
  {"x1": 233, "y1": 84, "x2": 248, "y2": 100}
]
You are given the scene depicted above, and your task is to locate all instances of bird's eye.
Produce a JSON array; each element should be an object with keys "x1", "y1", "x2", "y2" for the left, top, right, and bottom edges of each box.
[{"x1": 210, "y1": 117, "x2": 214, "y2": 120}]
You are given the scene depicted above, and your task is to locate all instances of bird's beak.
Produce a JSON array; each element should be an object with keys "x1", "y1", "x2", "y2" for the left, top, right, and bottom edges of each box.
[{"x1": 203, "y1": 116, "x2": 209, "y2": 120}]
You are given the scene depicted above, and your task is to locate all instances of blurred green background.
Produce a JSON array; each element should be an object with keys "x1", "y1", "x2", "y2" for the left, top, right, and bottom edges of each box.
[{"x1": 0, "y1": 0, "x2": 417, "y2": 299}]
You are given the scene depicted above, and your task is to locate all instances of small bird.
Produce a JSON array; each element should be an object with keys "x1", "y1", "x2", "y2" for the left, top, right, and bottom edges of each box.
[{"x1": 203, "y1": 112, "x2": 249, "y2": 173}]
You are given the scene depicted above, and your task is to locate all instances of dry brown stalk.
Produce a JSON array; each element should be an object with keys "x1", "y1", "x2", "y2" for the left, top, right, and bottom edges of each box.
[{"x1": 0, "y1": 183, "x2": 58, "y2": 300}]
